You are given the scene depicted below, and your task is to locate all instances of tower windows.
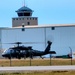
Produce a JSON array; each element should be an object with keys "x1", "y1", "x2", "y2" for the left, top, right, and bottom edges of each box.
[
  {"x1": 30, "y1": 18, "x2": 31, "y2": 20},
  {"x1": 27, "y1": 18, "x2": 29, "y2": 20},
  {"x1": 27, "y1": 22, "x2": 30, "y2": 25},
  {"x1": 19, "y1": 18, "x2": 21, "y2": 20},
  {"x1": 13, "y1": 18, "x2": 15, "y2": 20},
  {"x1": 16, "y1": 18, "x2": 18, "y2": 20},
  {"x1": 35, "y1": 18, "x2": 37, "y2": 20},
  {"x1": 22, "y1": 18, "x2": 24, "y2": 20},
  {"x1": 33, "y1": 18, "x2": 34, "y2": 20}
]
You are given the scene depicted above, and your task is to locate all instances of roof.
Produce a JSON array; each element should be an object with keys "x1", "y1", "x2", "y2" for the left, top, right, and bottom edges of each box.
[
  {"x1": 16, "y1": 6, "x2": 33, "y2": 13},
  {"x1": 1, "y1": 24, "x2": 75, "y2": 30},
  {"x1": 12, "y1": 24, "x2": 75, "y2": 28}
]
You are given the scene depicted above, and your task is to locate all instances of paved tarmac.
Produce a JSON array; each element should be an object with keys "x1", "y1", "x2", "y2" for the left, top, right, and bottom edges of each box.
[{"x1": 0, "y1": 66, "x2": 75, "y2": 72}]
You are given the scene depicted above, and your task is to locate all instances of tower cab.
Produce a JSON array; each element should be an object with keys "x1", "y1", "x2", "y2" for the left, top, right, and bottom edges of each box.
[{"x1": 12, "y1": 5, "x2": 38, "y2": 27}]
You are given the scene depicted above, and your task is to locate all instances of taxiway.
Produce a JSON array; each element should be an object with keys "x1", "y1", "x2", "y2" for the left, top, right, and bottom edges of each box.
[{"x1": 0, "y1": 66, "x2": 75, "y2": 72}]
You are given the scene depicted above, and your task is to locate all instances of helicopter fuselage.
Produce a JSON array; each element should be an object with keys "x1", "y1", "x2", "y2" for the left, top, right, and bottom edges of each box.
[{"x1": 2, "y1": 41, "x2": 56, "y2": 59}]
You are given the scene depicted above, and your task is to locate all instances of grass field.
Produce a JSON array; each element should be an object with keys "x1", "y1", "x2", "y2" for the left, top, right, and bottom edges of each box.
[
  {"x1": 0, "y1": 71, "x2": 75, "y2": 75},
  {"x1": 0, "y1": 58, "x2": 75, "y2": 66}
]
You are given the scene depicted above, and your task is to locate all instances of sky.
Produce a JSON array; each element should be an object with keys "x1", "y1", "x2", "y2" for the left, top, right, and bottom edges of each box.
[{"x1": 0, "y1": 0, "x2": 75, "y2": 27}]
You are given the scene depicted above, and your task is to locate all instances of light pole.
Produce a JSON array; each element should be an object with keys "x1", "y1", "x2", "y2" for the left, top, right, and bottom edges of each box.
[
  {"x1": 22, "y1": 23, "x2": 25, "y2": 31},
  {"x1": 29, "y1": 47, "x2": 32, "y2": 66},
  {"x1": 50, "y1": 54, "x2": 51, "y2": 65},
  {"x1": 30, "y1": 49, "x2": 32, "y2": 66},
  {"x1": 10, "y1": 50, "x2": 12, "y2": 66},
  {"x1": 69, "y1": 47, "x2": 72, "y2": 65}
]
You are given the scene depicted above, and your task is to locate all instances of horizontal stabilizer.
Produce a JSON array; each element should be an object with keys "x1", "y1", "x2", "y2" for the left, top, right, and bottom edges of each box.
[{"x1": 49, "y1": 51, "x2": 56, "y2": 54}]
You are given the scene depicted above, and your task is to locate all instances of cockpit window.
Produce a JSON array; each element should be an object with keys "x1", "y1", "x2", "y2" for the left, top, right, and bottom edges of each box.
[{"x1": 3, "y1": 49, "x2": 14, "y2": 54}]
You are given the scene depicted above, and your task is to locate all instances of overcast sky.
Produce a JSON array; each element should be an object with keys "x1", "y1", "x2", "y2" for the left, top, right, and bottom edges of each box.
[{"x1": 0, "y1": 0, "x2": 75, "y2": 27}]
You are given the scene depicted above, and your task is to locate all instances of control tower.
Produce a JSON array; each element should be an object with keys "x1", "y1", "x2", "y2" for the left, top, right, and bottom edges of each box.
[{"x1": 12, "y1": 5, "x2": 38, "y2": 27}]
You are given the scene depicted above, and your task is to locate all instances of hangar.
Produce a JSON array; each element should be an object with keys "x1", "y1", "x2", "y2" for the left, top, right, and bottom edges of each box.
[
  {"x1": 0, "y1": 24, "x2": 75, "y2": 58},
  {"x1": 0, "y1": 4, "x2": 75, "y2": 58}
]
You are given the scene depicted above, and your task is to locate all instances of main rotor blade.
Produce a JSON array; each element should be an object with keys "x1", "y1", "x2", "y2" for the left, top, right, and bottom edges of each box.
[
  {"x1": 22, "y1": 42, "x2": 44, "y2": 44},
  {"x1": 1, "y1": 42, "x2": 44, "y2": 44}
]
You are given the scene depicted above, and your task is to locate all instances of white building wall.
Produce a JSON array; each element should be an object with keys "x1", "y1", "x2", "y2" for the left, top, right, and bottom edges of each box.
[
  {"x1": 1, "y1": 26, "x2": 75, "y2": 57},
  {"x1": 1, "y1": 28, "x2": 45, "y2": 52},
  {"x1": 46, "y1": 26, "x2": 75, "y2": 55}
]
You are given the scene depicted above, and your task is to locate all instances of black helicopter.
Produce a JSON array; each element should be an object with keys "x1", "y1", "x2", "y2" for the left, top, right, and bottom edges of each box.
[{"x1": 2, "y1": 41, "x2": 56, "y2": 59}]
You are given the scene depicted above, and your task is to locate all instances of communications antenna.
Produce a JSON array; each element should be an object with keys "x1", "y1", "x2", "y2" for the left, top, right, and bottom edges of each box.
[
  {"x1": 22, "y1": 0, "x2": 25, "y2": 6},
  {"x1": 24, "y1": 0, "x2": 25, "y2": 6}
]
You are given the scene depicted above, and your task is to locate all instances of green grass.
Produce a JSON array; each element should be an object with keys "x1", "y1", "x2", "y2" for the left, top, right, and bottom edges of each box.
[
  {"x1": 0, "y1": 58, "x2": 75, "y2": 66},
  {"x1": 0, "y1": 71, "x2": 75, "y2": 75}
]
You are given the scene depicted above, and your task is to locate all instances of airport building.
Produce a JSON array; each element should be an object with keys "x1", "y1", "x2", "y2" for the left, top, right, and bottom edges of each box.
[
  {"x1": 0, "y1": 5, "x2": 75, "y2": 58},
  {"x1": 12, "y1": 5, "x2": 38, "y2": 27}
]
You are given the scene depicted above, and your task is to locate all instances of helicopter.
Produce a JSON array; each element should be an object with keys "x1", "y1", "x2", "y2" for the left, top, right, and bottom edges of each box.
[{"x1": 2, "y1": 41, "x2": 56, "y2": 59}]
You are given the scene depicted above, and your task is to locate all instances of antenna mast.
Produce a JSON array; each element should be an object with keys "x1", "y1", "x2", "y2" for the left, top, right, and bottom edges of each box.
[{"x1": 24, "y1": 0, "x2": 25, "y2": 6}]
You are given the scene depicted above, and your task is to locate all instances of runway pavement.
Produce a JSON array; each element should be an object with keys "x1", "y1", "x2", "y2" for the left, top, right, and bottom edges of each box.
[{"x1": 0, "y1": 66, "x2": 75, "y2": 72}]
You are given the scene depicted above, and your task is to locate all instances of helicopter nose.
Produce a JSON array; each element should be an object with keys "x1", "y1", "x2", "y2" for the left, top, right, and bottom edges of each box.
[
  {"x1": 2, "y1": 53, "x2": 4, "y2": 57},
  {"x1": 2, "y1": 53, "x2": 6, "y2": 57}
]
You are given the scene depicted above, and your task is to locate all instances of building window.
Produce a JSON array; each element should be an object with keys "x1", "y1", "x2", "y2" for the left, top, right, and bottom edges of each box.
[
  {"x1": 19, "y1": 18, "x2": 21, "y2": 20},
  {"x1": 27, "y1": 18, "x2": 29, "y2": 20},
  {"x1": 35, "y1": 18, "x2": 37, "y2": 20},
  {"x1": 13, "y1": 18, "x2": 15, "y2": 20},
  {"x1": 33, "y1": 18, "x2": 34, "y2": 20},
  {"x1": 16, "y1": 18, "x2": 18, "y2": 20},
  {"x1": 30, "y1": 18, "x2": 31, "y2": 20},
  {"x1": 27, "y1": 22, "x2": 30, "y2": 25},
  {"x1": 51, "y1": 27, "x2": 55, "y2": 30},
  {"x1": 22, "y1": 18, "x2": 24, "y2": 20}
]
